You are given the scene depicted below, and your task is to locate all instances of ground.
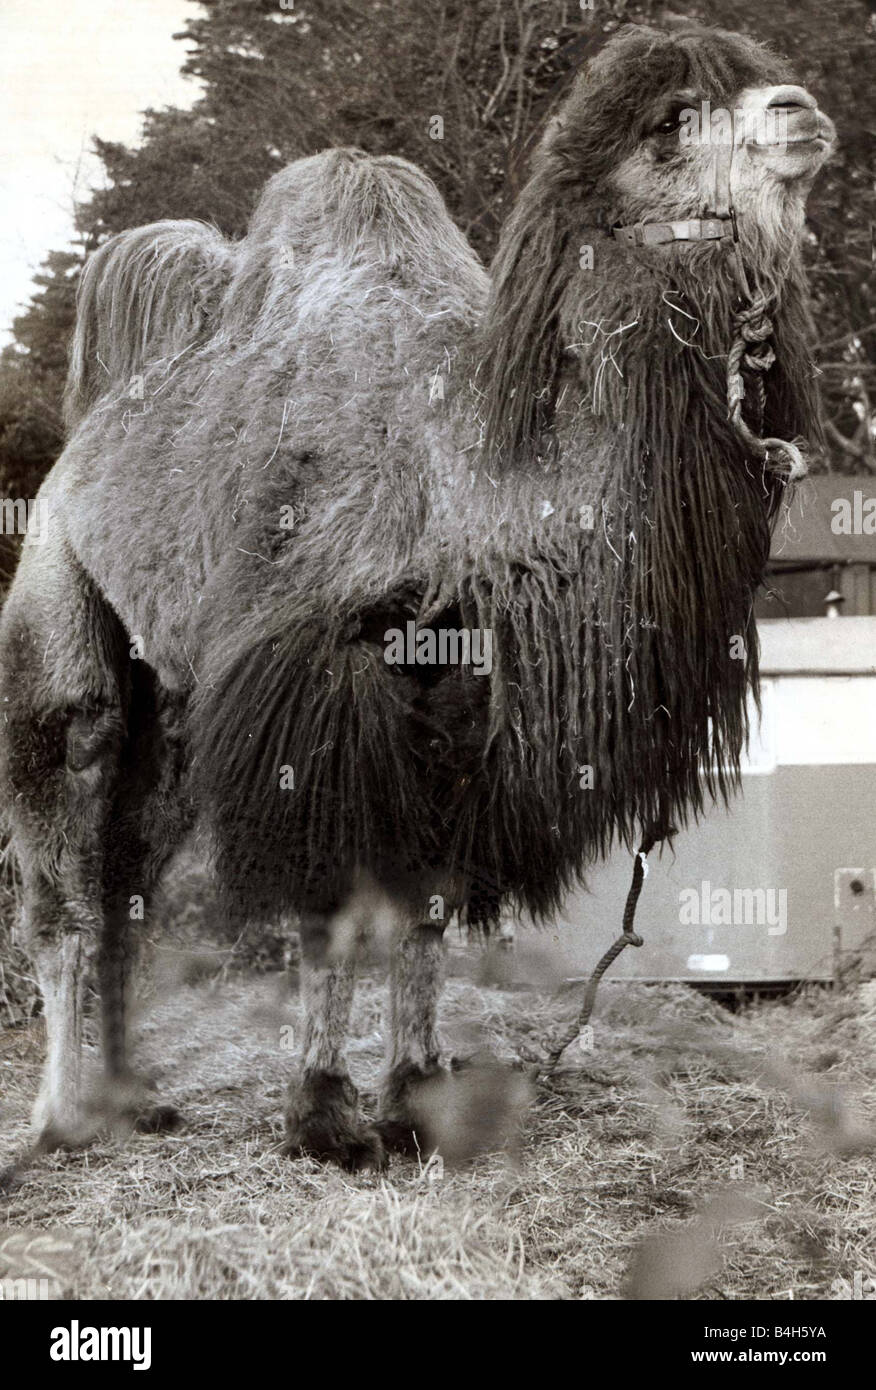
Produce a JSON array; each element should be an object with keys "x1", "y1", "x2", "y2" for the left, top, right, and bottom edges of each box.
[{"x1": 1, "y1": 951, "x2": 875, "y2": 1301}]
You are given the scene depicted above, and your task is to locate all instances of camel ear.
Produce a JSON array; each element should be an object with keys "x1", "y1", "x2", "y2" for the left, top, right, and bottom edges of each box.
[{"x1": 64, "y1": 220, "x2": 232, "y2": 429}]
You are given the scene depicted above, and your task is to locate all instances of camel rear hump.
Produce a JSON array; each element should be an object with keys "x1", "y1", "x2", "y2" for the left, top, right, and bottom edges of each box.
[{"x1": 64, "y1": 220, "x2": 233, "y2": 430}]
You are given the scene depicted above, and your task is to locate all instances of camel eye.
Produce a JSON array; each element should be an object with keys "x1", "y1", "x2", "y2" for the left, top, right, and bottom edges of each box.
[
  {"x1": 653, "y1": 113, "x2": 686, "y2": 137},
  {"x1": 649, "y1": 103, "x2": 689, "y2": 138}
]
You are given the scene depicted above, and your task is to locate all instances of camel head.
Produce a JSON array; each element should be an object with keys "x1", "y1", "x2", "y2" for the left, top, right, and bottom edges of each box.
[
  {"x1": 575, "y1": 25, "x2": 836, "y2": 242},
  {"x1": 480, "y1": 23, "x2": 833, "y2": 470}
]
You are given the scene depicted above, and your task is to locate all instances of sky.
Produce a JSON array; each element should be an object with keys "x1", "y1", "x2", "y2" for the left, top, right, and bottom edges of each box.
[{"x1": 0, "y1": 0, "x2": 201, "y2": 341}]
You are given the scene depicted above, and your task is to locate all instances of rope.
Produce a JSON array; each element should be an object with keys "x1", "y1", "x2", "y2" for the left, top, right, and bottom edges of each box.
[
  {"x1": 724, "y1": 248, "x2": 806, "y2": 481},
  {"x1": 544, "y1": 821, "x2": 676, "y2": 1072}
]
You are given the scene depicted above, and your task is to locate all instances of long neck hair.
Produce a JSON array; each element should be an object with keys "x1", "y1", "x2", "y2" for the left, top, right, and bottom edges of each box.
[{"x1": 445, "y1": 159, "x2": 822, "y2": 920}]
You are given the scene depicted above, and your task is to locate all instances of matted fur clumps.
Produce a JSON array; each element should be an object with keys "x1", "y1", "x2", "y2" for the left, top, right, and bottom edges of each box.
[
  {"x1": 140, "y1": 27, "x2": 823, "y2": 929},
  {"x1": 192, "y1": 603, "x2": 494, "y2": 923}
]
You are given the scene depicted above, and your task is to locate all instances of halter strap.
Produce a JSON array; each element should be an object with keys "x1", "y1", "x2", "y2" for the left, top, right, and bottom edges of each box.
[
  {"x1": 612, "y1": 216, "x2": 735, "y2": 247},
  {"x1": 613, "y1": 110, "x2": 740, "y2": 253}
]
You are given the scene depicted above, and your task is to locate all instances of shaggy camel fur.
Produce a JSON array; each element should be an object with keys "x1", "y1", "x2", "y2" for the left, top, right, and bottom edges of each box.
[{"x1": 0, "y1": 24, "x2": 833, "y2": 1171}]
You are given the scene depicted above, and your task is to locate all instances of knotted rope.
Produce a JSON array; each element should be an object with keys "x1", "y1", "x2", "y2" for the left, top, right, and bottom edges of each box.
[
  {"x1": 725, "y1": 259, "x2": 807, "y2": 481},
  {"x1": 544, "y1": 821, "x2": 676, "y2": 1072}
]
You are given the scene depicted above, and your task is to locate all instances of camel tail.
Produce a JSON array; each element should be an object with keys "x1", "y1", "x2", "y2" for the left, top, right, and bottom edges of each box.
[{"x1": 64, "y1": 220, "x2": 233, "y2": 430}]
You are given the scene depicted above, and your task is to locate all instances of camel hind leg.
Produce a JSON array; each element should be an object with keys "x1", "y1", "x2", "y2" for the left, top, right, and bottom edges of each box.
[
  {"x1": 95, "y1": 667, "x2": 190, "y2": 1132},
  {"x1": 0, "y1": 536, "x2": 127, "y2": 1148},
  {"x1": 0, "y1": 533, "x2": 187, "y2": 1154}
]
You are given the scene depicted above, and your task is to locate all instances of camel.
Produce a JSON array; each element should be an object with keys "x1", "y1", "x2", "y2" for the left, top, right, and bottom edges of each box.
[{"x1": 0, "y1": 24, "x2": 834, "y2": 1172}]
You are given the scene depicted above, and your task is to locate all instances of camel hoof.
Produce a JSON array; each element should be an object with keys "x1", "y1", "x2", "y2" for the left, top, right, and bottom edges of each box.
[
  {"x1": 0, "y1": 1163, "x2": 24, "y2": 1198},
  {"x1": 285, "y1": 1071, "x2": 387, "y2": 1172},
  {"x1": 84, "y1": 1075, "x2": 182, "y2": 1138},
  {"x1": 285, "y1": 1117, "x2": 387, "y2": 1172},
  {"x1": 373, "y1": 1117, "x2": 422, "y2": 1156},
  {"x1": 132, "y1": 1103, "x2": 183, "y2": 1135},
  {"x1": 376, "y1": 1059, "x2": 444, "y2": 1156}
]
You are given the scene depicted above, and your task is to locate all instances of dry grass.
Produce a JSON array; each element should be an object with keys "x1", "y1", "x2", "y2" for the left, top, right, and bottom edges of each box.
[{"x1": 1, "y1": 957, "x2": 875, "y2": 1300}]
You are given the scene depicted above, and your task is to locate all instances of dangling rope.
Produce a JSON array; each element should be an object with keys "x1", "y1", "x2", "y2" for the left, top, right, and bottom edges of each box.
[
  {"x1": 724, "y1": 243, "x2": 807, "y2": 482},
  {"x1": 544, "y1": 820, "x2": 676, "y2": 1072}
]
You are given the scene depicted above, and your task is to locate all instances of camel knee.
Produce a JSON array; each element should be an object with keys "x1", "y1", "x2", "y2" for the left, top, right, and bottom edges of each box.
[
  {"x1": 0, "y1": 569, "x2": 127, "y2": 853},
  {"x1": 2, "y1": 695, "x2": 123, "y2": 895},
  {"x1": 16, "y1": 876, "x2": 93, "y2": 958}
]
